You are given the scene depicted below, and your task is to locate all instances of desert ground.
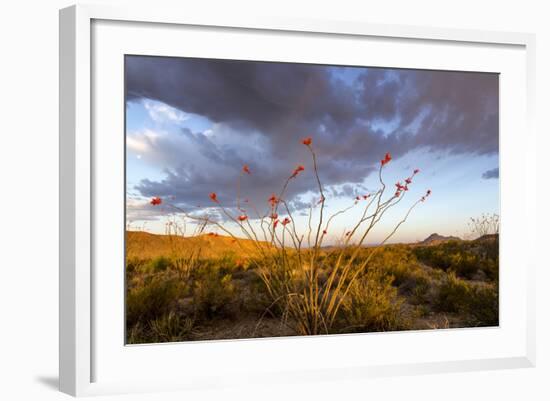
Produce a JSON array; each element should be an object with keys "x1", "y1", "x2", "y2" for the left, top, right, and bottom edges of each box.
[{"x1": 125, "y1": 230, "x2": 498, "y2": 344}]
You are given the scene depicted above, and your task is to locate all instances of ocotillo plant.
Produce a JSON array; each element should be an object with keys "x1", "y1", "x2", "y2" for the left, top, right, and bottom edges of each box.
[{"x1": 150, "y1": 136, "x2": 431, "y2": 335}]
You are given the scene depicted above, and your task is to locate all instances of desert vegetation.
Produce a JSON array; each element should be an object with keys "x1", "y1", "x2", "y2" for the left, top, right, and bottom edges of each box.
[{"x1": 126, "y1": 138, "x2": 498, "y2": 344}]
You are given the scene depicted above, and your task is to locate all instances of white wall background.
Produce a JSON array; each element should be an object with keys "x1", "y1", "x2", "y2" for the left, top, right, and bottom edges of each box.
[{"x1": 0, "y1": 0, "x2": 548, "y2": 400}]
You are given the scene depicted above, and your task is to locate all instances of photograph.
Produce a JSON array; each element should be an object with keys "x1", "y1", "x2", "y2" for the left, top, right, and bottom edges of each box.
[{"x1": 124, "y1": 55, "x2": 499, "y2": 344}]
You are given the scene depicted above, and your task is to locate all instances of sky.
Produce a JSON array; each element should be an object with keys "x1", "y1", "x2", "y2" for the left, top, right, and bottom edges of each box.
[{"x1": 125, "y1": 55, "x2": 499, "y2": 245}]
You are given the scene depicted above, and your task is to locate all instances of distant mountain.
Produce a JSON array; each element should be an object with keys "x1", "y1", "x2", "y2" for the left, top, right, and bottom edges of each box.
[{"x1": 420, "y1": 233, "x2": 461, "y2": 245}]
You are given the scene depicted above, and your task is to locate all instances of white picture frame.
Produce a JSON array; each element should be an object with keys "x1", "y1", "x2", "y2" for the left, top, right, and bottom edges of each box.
[{"x1": 59, "y1": 4, "x2": 536, "y2": 397}]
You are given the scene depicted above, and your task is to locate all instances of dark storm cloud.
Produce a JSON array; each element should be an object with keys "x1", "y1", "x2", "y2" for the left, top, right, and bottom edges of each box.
[
  {"x1": 126, "y1": 57, "x2": 358, "y2": 134},
  {"x1": 482, "y1": 167, "x2": 499, "y2": 179},
  {"x1": 126, "y1": 56, "x2": 498, "y2": 212},
  {"x1": 392, "y1": 70, "x2": 499, "y2": 155},
  {"x1": 134, "y1": 141, "x2": 332, "y2": 216}
]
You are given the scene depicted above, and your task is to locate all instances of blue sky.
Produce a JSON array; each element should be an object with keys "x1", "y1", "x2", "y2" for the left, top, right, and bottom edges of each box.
[{"x1": 125, "y1": 56, "x2": 499, "y2": 244}]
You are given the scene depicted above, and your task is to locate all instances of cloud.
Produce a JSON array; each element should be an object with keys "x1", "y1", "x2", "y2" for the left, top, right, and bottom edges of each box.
[
  {"x1": 126, "y1": 128, "x2": 160, "y2": 155},
  {"x1": 126, "y1": 197, "x2": 165, "y2": 222},
  {"x1": 125, "y1": 56, "x2": 499, "y2": 212},
  {"x1": 482, "y1": 167, "x2": 499, "y2": 179},
  {"x1": 126, "y1": 57, "x2": 498, "y2": 156},
  {"x1": 143, "y1": 99, "x2": 189, "y2": 123}
]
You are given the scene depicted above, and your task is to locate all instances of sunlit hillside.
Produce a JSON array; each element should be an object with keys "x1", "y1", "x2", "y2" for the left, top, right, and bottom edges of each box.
[{"x1": 126, "y1": 230, "x2": 270, "y2": 260}]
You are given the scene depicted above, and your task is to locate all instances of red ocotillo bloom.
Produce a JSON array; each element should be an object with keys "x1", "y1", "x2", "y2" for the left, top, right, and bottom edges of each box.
[
  {"x1": 270, "y1": 213, "x2": 278, "y2": 220},
  {"x1": 242, "y1": 164, "x2": 251, "y2": 174},
  {"x1": 238, "y1": 215, "x2": 248, "y2": 222},
  {"x1": 421, "y1": 189, "x2": 432, "y2": 202},
  {"x1": 209, "y1": 192, "x2": 218, "y2": 203},
  {"x1": 268, "y1": 194, "x2": 279, "y2": 207},
  {"x1": 302, "y1": 137, "x2": 312, "y2": 146},
  {"x1": 273, "y1": 219, "x2": 279, "y2": 228},
  {"x1": 150, "y1": 197, "x2": 162, "y2": 206},
  {"x1": 413, "y1": 168, "x2": 420, "y2": 174},
  {"x1": 291, "y1": 165, "x2": 305, "y2": 178},
  {"x1": 282, "y1": 217, "x2": 291, "y2": 226},
  {"x1": 381, "y1": 152, "x2": 392, "y2": 166}
]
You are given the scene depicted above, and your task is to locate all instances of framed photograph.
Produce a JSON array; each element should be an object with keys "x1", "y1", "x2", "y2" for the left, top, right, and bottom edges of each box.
[{"x1": 59, "y1": 4, "x2": 536, "y2": 396}]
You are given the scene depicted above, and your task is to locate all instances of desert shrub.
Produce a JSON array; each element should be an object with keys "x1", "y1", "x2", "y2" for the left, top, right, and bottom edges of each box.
[
  {"x1": 448, "y1": 253, "x2": 479, "y2": 279},
  {"x1": 125, "y1": 257, "x2": 145, "y2": 275},
  {"x1": 410, "y1": 276, "x2": 432, "y2": 304},
  {"x1": 127, "y1": 312, "x2": 194, "y2": 344},
  {"x1": 473, "y1": 234, "x2": 499, "y2": 261},
  {"x1": 479, "y1": 258, "x2": 499, "y2": 281},
  {"x1": 127, "y1": 322, "x2": 146, "y2": 344},
  {"x1": 414, "y1": 239, "x2": 498, "y2": 280},
  {"x1": 414, "y1": 245, "x2": 454, "y2": 271},
  {"x1": 435, "y1": 272, "x2": 470, "y2": 313},
  {"x1": 149, "y1": 312, "x2": 195, "y2": 343},
  {"x1": 126, "y1": 277, "x2": 181, "y2": 327},
  {"x1": 237, "y1": 271, "x2": 273, "y2": 314},
  {"x1": 367, "y1": 248, "x2": 433, "y2": 304},
  {"x1": 386, "y1": 263, "x2": 431, "y2": 293},
  {"x1": 474, "y1": 238, "x2": 499, "y2": 280},
  {"x1": 126, "y1": 256, "x2": 174, "y2": 278},
  {"x1": 147, "y1": 256, "x2": 172, "y2": 273},
  {"x1": 415, "y1": 304, "x2": 431, "y2": 318},
  {"x1": 464, "y1": 284, "x2": 499, "y2": 326},
  {"x1": 192, "y1": 266, "x2": 236, "y2": 319},
  {"x1": 435, "y1": 272, "x2": 498, "y2": 326},
  {"x1": 339, "y1": 270, "x2": 408, "y2": 333}
]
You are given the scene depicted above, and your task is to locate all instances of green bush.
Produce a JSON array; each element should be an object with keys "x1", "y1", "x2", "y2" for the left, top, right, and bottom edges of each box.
[
  {"x1": 414, "y1": 239, "x2": 499, "y2": 280},
  {"x1": 238, "y1": 271, "x2": 273, "y2": 314},
  {"x1": 147, "y1": 256, "x2": 172, "y2": 273},
  {"x1": 127, "y1": 312, "x2": 195, "y2": 344},
  {"x1": 436, "y1": 272, "x2": 498, "y2": 326},
  {"x1": 448, "y1": 253, "x2": 478, "y2": 278},
  {"x1": 366, "y1": 249, "x2": 433, "y2": 304},
  {"x1": 464, "y1": 284, "x2": 499, "y2": 326},
  {"x1": 127, "y1": 322, "x2": 146, "y2": 344},
  {"x1": 149, "y1": 312, "x2": 195, "y2": 343},
  {"x1": 435, "y1": 272, "x2": 470, "y2": 313},
  {"x1": 339, "y1": 270, "x2": 408, "y2": 333},
  {"x1": 192, "y1": 266, "x2": 236, "y2": 319},
  {"x1": 479, "y1": 258, "x2": 499, "y2": 281},
  {"x1": 126, "y1": 277, "x2": 180, "y2": 327},
  {"x1": 125, "y1": 257, "x2": 144, "y2": 275}
]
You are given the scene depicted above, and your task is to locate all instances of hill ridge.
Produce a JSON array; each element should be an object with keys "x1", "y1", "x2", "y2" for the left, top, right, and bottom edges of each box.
[{"x1": 420, "y1": 233, "x2": 461, "y2": 245}]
